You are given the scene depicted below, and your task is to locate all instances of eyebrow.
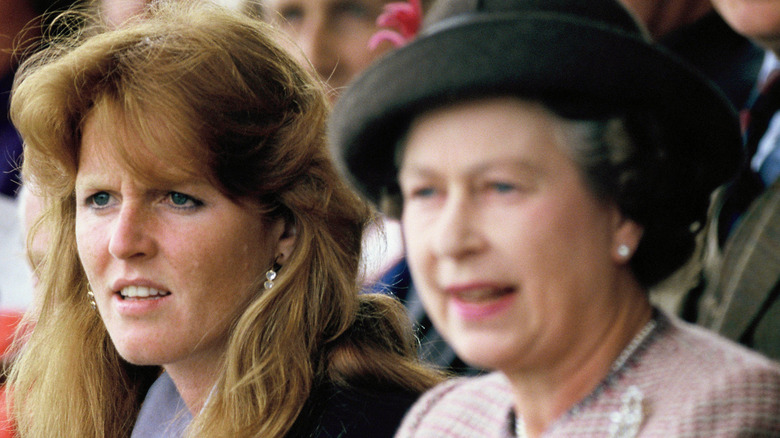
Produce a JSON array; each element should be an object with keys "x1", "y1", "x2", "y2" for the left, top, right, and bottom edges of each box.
[
  {"x1": 399, "y1": 157, "x2": 545, "y2": 179},
  {"x1": 73, "y1": 170, "x2": 112, "y2": 188}
]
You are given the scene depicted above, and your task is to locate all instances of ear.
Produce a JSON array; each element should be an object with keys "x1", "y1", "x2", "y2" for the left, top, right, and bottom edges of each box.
[
  {"x1": 611, "y1": 210, "x2": 643, "y2": 264},
  {"x1": 272, "y1": 219, "x2": 297, "y2": 266}
]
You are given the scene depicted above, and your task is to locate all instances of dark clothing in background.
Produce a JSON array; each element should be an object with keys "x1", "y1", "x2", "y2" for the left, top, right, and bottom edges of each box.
[{"x1": 0, "y1": 71, "x2": 22, "y2": 198}]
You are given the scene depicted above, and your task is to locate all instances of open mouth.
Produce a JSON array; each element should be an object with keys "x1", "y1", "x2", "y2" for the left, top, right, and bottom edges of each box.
[
  {"x1": 119, "y1": 286, "x2": 171, "y2": 300},
  {"x1": 453, "y1": 286, "x2": 514, "y2": 303}
]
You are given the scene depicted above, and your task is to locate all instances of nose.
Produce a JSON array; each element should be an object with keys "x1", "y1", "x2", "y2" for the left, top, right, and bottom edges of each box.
[
  {"x1": 430, "y1": 190, "x2": 485, "y2": 259},
  {"x1": 108, "y1": 203, "x2": 156, "y2": 260}
]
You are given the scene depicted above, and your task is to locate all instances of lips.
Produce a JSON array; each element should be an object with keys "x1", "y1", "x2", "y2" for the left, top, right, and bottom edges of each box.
[
  {"x1": 119, "y1": 285, "x2": 171, "y2": 299},
  {"x1": 443, "y1": 283, "x2": 517, "y2": 320},
  {"x1": 451, "y1": 286, "x2": 514, "y2": 303}
]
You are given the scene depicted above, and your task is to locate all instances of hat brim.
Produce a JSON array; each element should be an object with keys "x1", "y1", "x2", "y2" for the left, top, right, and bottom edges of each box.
[{"x1": 329, "y1": 13, "x2": 743, "y2": 205}]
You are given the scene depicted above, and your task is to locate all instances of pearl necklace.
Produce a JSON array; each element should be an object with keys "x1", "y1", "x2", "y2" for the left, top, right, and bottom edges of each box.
[{"x1": 610, "y1": 318, "x2": 657, "y2": 374}]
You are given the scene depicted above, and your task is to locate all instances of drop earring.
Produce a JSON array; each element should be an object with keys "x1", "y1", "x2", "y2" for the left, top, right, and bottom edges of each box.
[
  {"x1": 87, "y1": 290, "x2": 97, "y2": 311},
  {"x1": 264, "y1": 256, "x2": 281, "y2": 290},
  {"x1": 617, "y1": 244, "x2": 631, "y2": 259},
  {"x1": 264, "y1": 267, "x2": 277, "y2": 290}
]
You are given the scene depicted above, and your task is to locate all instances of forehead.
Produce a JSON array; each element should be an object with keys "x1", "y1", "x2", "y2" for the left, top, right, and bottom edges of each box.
[
  {"x1": 400, "y1": 97, "x2": 566, "y2": 168},
  {"x1": 79, "y1": 100, "x2": 209, "y2": 185}
]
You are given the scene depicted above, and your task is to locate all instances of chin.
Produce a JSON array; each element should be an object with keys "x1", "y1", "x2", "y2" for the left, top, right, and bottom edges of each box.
[
  {"x1": 451, "y1": 341, "x2": 510, "y2": 371},
  {"x1": 115, "y1": 349, "x2": 162, "y2": 366},
  {"x1": 110, "y1": 339, "x2": 167, "y2": 366}
]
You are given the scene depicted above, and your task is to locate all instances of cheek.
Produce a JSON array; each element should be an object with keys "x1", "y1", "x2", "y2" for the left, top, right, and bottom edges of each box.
[
  {"x1": 406, "y1": 252, "x2": 446, "y2": 323},
  {"x1": 341, "y1": 33, "x2": 381, "y2": 67},
  {"x1": 75, "y1": 215, "x2": 102, "y2": 273},
  {"x1": 231, "y1": 240, "x2": 260, "y2": 276},
  {"x1": 523, "y1": 205, "x2": 616, "y2": 303},
  {"x1": 400, "y1": 215, "x2": 428, "y2": 269},
  {"x1": 401, "y1": 216, "x2": 436, "y2": 286},
  {"x1": 196, "y1": 229, "x2": 267, "y2": 290},
  {"x1": 498, "y1": 201, "x2": 597, "y2": 281},
  {"x1": 364, "y1": 37, "x2": 394, "y2": 62}
]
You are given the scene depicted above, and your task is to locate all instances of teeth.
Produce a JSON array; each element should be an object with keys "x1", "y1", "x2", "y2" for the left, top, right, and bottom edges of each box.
[
  {"x1": 120, "y1": 286, "x2": 168, "y2": 298},
  {"x1": 455, "y1": 288, "x2": 510, "y2": 302}
]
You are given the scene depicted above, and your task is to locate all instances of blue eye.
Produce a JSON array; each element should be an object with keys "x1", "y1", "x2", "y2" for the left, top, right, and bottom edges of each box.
[
  {"x1": 279, "y1": 7, "x2": 303, "y2": 23},
  {"x1": 167, "y1": 192, "x2": 202, "y2": 209},
  {"x1": 492, "y1": 183, "x2": 515, "y2": 193},
  {"x1": 412, "y1": 187, "x2": 436, "y2": 198},
  {"x1": 170, "y1": 192, "x2": 188, "y2": 205},
  {"x1": 87, "y1": 192, "x2": 112, "y2": 208}
]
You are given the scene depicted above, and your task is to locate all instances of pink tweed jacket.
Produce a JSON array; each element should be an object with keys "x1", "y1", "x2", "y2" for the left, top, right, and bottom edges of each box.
[{"x1": 395, "y1": 311, "x2": 780, "y2": 437}]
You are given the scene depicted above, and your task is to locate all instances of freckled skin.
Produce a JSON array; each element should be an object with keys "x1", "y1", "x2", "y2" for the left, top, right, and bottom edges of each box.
[{"x1": 74, "y1": 112, "x2": 288, "y2": 401}]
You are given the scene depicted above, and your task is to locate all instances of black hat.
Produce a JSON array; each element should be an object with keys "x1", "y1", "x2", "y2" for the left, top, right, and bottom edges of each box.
[{"x1": 328, "y1": 0, "x2": 743, "y2": 206}]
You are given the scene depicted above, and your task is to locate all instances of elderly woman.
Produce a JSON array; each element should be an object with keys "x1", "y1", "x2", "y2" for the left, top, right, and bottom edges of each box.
[
  {"x1": 329, "y1": 0, "x2": 780, "y2": 436},
  {"x1": 7, "y1": 2, "x2": 441, "y2": 437}
]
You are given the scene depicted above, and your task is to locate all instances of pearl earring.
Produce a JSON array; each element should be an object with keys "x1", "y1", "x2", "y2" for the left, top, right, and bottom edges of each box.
[
  {"x1": 617, "y1": 244, "x2": 631, "y2": 258},
  {"x1": 87, "y1": 290, "x2": 97, "y2": 311}
]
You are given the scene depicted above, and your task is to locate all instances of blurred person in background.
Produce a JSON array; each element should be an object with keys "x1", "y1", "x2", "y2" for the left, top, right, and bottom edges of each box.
[
  {"x1": 97, "y1": 0, "x2": 147, "y2": 27},
  {"x1": 619, "y1": 0, "x2": 762, "y2": 110},
  {"x1": 96, "y1": 0, "x2": 248, "y2": 28},
  {"x1": 251, "y1": 0, "x2": 410, "y2": 283},
  {"x1": 625, "y1": 0, "x2": 780, "y2": 361},
  {"x1": 255, "y1": 0, "x2": 421, "y2": 101},
  {"x1": 250, "y1": 0, "x2": 423, "y2": 279},
  {"x1": 673, "y1": 0, "x2": 780, "y2": 361},
  {"x1": 1, "y1": 0, "x2": 41, "y2": 200},
  {"x1": 0, "y1": 0, "x2": 81, "y2": 310},
  {"x1": 616, "y1": 0, "x2": 768, "y2": 333}
]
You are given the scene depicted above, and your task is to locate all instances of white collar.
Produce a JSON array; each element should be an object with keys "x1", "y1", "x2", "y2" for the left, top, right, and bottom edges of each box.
[{"x1": 758, "y1": 51, "x2": 780, "y2": 88}]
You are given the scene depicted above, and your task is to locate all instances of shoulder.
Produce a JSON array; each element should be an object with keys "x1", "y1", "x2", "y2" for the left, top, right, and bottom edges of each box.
[
  {"x1": 396, "y1": 372, "x2": 514, "y2": 438},
  {"x1": 635, "y1": 313, "x2": 780, "y2": 434},
  {"x1": 651, "y1": 312, "x2": 779, "y2": 373},
  {"x1": 291, "y1": 382, "x2": 422, "y2": 438}
]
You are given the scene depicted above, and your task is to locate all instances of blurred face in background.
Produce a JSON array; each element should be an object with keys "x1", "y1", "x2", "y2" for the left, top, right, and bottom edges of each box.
[
  {"x1": 100, "y1": 0, "x2": 148, "y2": 27},
  {"x1": 100, "y1": 0, "x2": 246, "y2": 28},
  {"x1": 263, "y1": 0, "x2": 393, "y2": 100},
  {"x1": 710, "y1": 0, "x2": 780, "y2": 52}
]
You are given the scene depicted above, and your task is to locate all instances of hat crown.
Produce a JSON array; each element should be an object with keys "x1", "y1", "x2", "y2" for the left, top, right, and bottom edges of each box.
[{"x1": 423, "y1": 0, "x2": 648, "y2": 40}]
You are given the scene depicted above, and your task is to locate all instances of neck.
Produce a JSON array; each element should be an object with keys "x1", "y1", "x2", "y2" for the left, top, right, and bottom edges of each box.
[
  {"x1": 506, "y1": 278, "x2": 653, "y2": 438},
  {"x1": 165, "y1": 357, "x2": 223, "y2": 415}
]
